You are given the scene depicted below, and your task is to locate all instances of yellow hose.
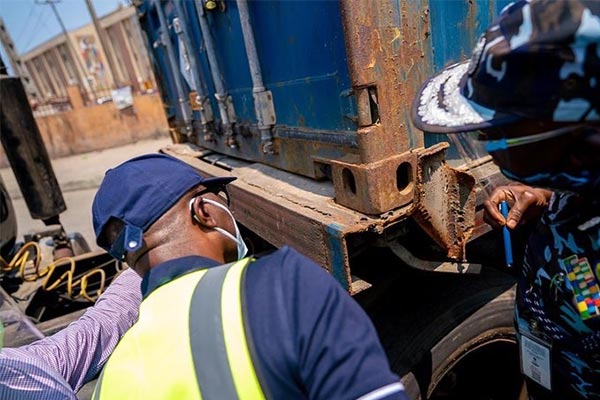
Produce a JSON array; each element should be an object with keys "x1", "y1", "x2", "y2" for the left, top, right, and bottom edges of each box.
[{"x1": 1, "y1": 243, "x2": 111, "y2": 302}]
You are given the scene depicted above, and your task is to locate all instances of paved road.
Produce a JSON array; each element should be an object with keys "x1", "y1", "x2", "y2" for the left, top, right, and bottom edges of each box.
[{"x1": 1, "y1": 137, "x2": 172, "y2": 250}]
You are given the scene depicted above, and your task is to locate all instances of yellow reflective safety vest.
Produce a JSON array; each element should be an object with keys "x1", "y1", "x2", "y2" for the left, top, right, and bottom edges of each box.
[{"x1": 93, "y1": 258, "x2": 265, "y2": 400}]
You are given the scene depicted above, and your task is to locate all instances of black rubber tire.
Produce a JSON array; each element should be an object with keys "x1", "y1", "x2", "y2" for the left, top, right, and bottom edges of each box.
[
  {"x1": 401, "y1": 285, "x2": 518, "y2": 399},
  {"x1": 357, "y1": 265, "x2": 520, "y2": 400}
]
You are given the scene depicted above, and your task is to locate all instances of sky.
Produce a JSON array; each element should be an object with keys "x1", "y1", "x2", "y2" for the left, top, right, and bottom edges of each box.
[{"x1": 0, "y1": 0, "x2": 126, "y2": 72}]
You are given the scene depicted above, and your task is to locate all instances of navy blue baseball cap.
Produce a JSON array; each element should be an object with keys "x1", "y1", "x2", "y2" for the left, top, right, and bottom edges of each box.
[{"x1": 92, "y1": 153, "x2": 236, "y2": 259}]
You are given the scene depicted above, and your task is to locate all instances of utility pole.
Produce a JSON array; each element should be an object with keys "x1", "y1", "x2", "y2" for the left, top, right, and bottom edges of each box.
[
  {"x1": 0, "y1": 17, "x2": 39, "y2": 98},
  {"x1": 36, "y1": 0, "x2": 91, "y2": 100},
  {"x1": 84, "y1": 0, "x2": 119, "y2": 88}
]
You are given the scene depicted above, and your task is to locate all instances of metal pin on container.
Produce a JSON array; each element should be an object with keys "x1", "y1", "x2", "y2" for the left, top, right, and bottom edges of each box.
[{"x1": 500, "y1": 201, "x2": 513, "y2": 268}]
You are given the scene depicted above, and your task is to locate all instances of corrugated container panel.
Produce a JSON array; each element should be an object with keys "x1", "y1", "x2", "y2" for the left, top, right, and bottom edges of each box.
[
  {"x1": 138, "y1": 0, "x2": 512, "y2": 173},
  {"x1": 194, "y1": 1, "x2": 357, "y2": 132},
  {"x1": 138, "y1": 2, "x2": 180, "y2": 122}
]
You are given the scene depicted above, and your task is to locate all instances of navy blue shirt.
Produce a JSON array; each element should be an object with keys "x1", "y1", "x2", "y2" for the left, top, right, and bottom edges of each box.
[{"x1": 142, "y1": 246, "x2": 406, "y2": 400}]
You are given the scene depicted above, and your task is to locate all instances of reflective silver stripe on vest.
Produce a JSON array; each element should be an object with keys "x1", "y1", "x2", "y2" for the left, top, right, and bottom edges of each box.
[{"x1": 189, "y1": 261, "x2": 238, "y2": 400}]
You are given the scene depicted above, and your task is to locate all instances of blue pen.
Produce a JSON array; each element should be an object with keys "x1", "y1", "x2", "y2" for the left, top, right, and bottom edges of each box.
[{"x1": 500, "y1": 201, "x2": 513, "y2": 268}]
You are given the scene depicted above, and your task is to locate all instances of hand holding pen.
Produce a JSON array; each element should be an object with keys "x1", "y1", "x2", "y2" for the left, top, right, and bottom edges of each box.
[
  {"x1": 483, "y1": 185, "x2": 554, "y2": 268},
  {"x1": 483, "y1": 185, "x2": 553, "y2": 230}
]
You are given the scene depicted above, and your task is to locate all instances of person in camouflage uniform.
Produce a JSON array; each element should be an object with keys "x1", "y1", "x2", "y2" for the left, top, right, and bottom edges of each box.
[{"x1": 410, "y1": 0, "x2": 599, "y2": 399}]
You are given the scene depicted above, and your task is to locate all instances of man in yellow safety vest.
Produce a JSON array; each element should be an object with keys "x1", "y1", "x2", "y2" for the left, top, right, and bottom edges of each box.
[{"x1": 91, "y1": 153, "x2": 408, "y2": 400}]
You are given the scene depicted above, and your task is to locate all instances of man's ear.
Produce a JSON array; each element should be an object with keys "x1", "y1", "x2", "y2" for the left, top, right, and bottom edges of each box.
[{"x1": 190, "y1": 197, "x2": 218, "y2": 228}]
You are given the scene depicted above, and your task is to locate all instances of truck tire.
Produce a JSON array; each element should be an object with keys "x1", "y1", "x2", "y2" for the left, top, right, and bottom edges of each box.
[
  {"x1": 358, "y1": 266, "x2": 522, "y2": 400},
  {"x1": 402, "y1": 285, "x2": 519, "y2": 400}
]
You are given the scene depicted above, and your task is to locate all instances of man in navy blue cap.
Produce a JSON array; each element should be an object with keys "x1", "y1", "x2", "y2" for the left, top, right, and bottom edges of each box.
[
  {"x1": 411, "y1": 1, "x2": 599, "y2": 399},
  {"x1": 91, "y1": 153, "x2": 407, "y2": 400}
]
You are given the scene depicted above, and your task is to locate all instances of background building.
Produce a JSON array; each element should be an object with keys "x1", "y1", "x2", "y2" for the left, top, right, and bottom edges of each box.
[
  {"x1": 0, "y1": 3, "x2": 168, "y2": 167},
  {"x1": 19, "y1": 4, "x2": 156, "y2": 114}
]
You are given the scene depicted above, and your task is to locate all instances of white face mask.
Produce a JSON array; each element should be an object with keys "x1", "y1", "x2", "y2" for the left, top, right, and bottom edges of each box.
[{"x1": 189, "y1": 197, "x2": 248, "y2": 260}]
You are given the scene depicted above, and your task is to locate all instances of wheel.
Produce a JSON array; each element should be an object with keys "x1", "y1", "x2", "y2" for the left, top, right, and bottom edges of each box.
[
  {"x1": 400, "y1": 284, "x2": 521, "y2": 400},
  {"x1": 356, "y1": 260, "x2": 523, "y2": 400}
]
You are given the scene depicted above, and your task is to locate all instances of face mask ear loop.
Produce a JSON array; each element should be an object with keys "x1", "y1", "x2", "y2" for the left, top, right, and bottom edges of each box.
[
  {"x1": 201, "y1": 198, "x2": 238, "y2": 240},
  {"x1": 201, "y1": 198, "x2": 248, "y2": 260},
  {"x1": 189, "y1": 196, "x2": 238, "y2": 243},
  {"x1": 189, "y1": 197, "x2": 202, "y2": 224}
]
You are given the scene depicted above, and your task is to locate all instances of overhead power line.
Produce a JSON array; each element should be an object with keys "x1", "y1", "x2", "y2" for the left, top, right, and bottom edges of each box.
[
  {"x1": 34, "y1": 0, "x2": 92, "y2": 95},
  {"x1": 14, "y1": 0, "x2": 37, "y2": 44},
  {"x1": 21, "y1": 6, "x2": 50, "y2": 52}
]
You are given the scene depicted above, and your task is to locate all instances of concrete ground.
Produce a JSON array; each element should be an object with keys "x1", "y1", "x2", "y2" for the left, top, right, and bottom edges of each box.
[{"x1": 1, "y1": 137, "x2": 172, "y2": 250}]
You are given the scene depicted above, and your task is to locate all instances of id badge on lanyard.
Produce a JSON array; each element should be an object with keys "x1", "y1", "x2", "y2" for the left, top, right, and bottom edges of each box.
[{"x1": 519, "y1": 333, "x2": 552, "y2": 390}]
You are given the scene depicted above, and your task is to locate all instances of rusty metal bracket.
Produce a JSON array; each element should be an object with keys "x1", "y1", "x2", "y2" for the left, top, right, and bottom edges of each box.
[
  {"x1": 322, "y1": 150, "x2": 417, "y2": 215},
  {"x1": 315, "y1": 141, "x2": 476, "y2": 261},
  {"x1": 412, "y1": 142, "x2": 477, "y2": 261}
]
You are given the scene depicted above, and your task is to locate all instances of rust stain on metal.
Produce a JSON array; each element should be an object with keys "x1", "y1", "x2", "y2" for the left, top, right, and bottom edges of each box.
[
  {"x1": 232, "y1": 186, "x2": 331, "y2": 265},
  {"x1": 276, "y1": 137, "x2": 357, "y2": 179},
  {"x1": 339, "y1": 0, "x2": 429, "y2": 163},
  {"x1": 243, "y1": 180, "x2": 334, "y2": 218},
  {"x1": 465, "y1": 0, "x2": 478, "y2": 49},
  {"x1": 332, "y1": 1, "x2": 434, "y2": 214},
  {"x1": 325, "y1": 148, "x2": 417, "y2": 215},
  {"x1": 411, "y1": 143, "x2": 477, "y2": 261}
]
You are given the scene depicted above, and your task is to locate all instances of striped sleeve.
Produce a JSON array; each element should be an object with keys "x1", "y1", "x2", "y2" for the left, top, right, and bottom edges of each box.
[
  {"x1": 0, "y1": 348, "x2": 77, "y2": 400},
  {"x1": 3, "y1": 267, "x2": 142, "y2": 393}
]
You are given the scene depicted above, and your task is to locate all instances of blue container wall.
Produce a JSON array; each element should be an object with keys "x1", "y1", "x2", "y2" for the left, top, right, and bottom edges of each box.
[
  {"x1": 140, "y1": 0, "x2": 513, "y2": 159},
  {"x1": 174, "y1": 1, "x2": 214, "y2": 124},
  {"x1": 138, "y1": 2, "x2": 181, "y2": 122},
  {"x1": 424, "y1": 0, "x2": 512, "y2": 158},
  {"x1": 181, "y1": 0, "x2": 357, "y2": 133}
]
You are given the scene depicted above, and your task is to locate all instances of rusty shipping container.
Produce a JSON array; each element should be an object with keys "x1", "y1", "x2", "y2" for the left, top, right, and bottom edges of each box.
[{"x1": 137, "y1": 1, "x2": 523, "y2": 398}]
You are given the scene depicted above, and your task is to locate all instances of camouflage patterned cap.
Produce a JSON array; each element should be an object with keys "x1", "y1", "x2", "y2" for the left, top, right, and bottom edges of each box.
[{"x1": 411, "y1": 0, "x2": 600, "y2": 134}]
